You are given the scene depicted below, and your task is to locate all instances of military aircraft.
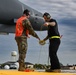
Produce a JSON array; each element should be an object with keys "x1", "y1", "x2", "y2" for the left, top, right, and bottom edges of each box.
[{"x1": 0, "y1": 0, "x2": 47, "y2": 34}]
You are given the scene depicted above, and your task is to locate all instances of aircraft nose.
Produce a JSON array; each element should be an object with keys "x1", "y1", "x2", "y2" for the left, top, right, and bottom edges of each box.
[{"x1": 29, "y1": 16, "x2": 47, "y2": 31}]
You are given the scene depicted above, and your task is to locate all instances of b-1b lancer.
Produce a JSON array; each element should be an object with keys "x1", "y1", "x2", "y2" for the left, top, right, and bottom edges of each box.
[{"x1": 0, "y1": 0, "x2": 47, "y2": 34}]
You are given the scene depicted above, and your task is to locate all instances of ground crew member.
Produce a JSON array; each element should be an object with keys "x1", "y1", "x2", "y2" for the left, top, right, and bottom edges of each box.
[
  {"x1": 15, "y1": 9, "x2": 40, "y2": 71},
  {"x1": 41, "y1": 12, "x2": 61, "y2": 72}
]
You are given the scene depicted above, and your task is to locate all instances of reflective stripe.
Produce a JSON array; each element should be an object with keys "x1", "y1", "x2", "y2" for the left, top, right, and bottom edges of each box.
[{"x1": 49, "y1": 36, "x2": 60, "y2": 39}]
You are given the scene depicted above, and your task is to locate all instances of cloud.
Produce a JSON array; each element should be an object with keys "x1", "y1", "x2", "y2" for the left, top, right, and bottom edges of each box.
[
  {"x1": 14, "y1": 0, "x2": 76, "y2": 65},
  {"x1": 58, "y1": 18, "x2": 76, "y2": 26},
  {"x1": 0, "y1": 0, "x2": 76, "y2": 65},
  {"x1": 19, "y1": 0, "x2": 76, "y2": 19}
]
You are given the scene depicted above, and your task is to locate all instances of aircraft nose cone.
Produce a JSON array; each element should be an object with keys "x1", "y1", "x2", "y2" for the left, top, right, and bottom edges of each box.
[{"x1": 29, "y1": 16, "x2": 47, "y2": 31}]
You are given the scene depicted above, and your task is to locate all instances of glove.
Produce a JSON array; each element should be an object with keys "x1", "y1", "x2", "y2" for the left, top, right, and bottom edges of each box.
[{"x1": 39, "y1": 40, "x2": 46, "y2": 45}]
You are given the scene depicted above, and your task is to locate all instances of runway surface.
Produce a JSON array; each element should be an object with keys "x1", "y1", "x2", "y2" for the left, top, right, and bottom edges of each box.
[{"x1": 0, "y1": 70, "x2": 76, "y2": 75}]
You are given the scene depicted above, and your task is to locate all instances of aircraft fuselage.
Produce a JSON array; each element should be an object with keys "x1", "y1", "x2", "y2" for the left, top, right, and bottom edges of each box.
[{"x1": 0, "y1": 0, "x2": 47, "y2": 33}]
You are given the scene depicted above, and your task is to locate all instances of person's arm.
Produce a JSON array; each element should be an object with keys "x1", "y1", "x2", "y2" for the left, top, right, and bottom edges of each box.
[
  {"x1": 23, "y1": 19, "x2": 40, "y2": 40},
  {"x1": 43, "y1": 35, "x2": 49, "y2": 41},
  {"x1": 44, "y1": 22, "x2": 55, "y2": 26}
]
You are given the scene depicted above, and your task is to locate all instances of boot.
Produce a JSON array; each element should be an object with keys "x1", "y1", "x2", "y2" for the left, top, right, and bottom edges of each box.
[{"x1": 45, "y1": 69, "x2": 61, "y2": 73}]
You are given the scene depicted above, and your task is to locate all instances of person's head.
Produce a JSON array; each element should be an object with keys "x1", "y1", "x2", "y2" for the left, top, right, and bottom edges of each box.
[
  {"x1": 43, "y1": 12, "x2": 51, "y2": 22},
  {"x1": 23, "y1": 9, "x2": 30, "y2": 18}
]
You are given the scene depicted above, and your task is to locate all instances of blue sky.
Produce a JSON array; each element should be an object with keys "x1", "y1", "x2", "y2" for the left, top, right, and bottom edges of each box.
[{"x1": 0, "y1": 0, "x2": 76, "y2": 65}]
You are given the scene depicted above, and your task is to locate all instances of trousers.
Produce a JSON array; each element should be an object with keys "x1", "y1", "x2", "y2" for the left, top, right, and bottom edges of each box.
[
  {"x1": 15, "y1": 36, "x2": 27, "y2": 71},
  {"x1": 49, "y1": 38, "x2": 61, "y2": 70}
]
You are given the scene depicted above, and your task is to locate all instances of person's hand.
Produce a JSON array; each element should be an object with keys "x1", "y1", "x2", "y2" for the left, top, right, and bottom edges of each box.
[
  {"x1": 44, "y1": 22, "x2": 49, "y2": 26},
  {"x1": 39, "y1": 40, "x2": 46, "y2": 45}
]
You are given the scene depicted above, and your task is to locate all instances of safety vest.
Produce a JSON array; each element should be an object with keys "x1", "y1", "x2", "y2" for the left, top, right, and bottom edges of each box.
[{"x1": 15, "y1": 16, "x2": 29, "y2": 37}]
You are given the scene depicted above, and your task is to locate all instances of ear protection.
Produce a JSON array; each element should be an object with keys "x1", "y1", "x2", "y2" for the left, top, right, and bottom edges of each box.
[
  {"x1": 43, "y1": 12, "x2": 51, "y2": 19},
  {"x1": 47, "y1": 14, "x2": 51, "y2": 18}
]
